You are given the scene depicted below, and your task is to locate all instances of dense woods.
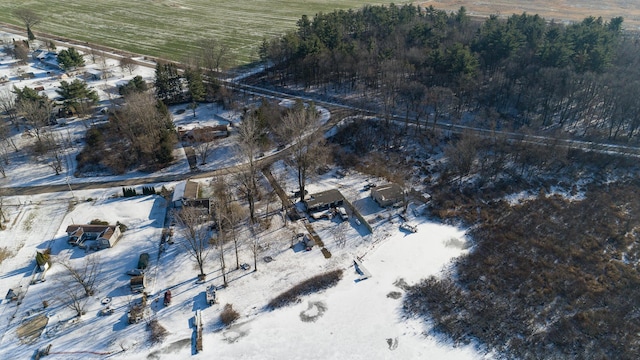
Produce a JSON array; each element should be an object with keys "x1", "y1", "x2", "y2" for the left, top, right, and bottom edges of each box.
[
  {"x1": 260, "y1": 4, "x2": 640, "y2": 142},
  {"x1": 404, "y1": 178, "x2": 640, "y2": 359}
]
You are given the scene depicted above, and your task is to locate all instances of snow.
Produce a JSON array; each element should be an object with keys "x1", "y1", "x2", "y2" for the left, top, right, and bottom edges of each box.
[
  {"x1": 0, "y1": 183, "x2": 491, "y2": 359},
  {"x1": 0, "y1": 30, "x2": 490, "y2": 360}
]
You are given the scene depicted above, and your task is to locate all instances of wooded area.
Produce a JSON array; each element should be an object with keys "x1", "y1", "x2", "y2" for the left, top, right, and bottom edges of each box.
[{"x1": 259, "y1": 4, "x2": 640, "y2": 142}]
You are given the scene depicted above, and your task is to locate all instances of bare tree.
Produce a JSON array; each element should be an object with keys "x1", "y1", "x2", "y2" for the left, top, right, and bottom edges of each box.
[
  {"x1": 195, "y1": 140, "x2": 213, "y2": 165},
  {"x1": 43, "y1": 132, "x2": 65, "y2": 175},
  {"x1": 332, "y1": 222, "x2": 348, "y2": 248},
  {"x1": 0, "y1": 190, "x2": 7, "y2": 227},
  {"x1": 175, "y1": 206, "x2": 212, "y2": 279},
  {"x1": 211, "y1": 177, "x2": 233, "y2": 285},
  {"x1": 0, "y1": 89, "x2": 19, "y2": 131},
  {"x1": 249, "y1": 226, "x2": 261, "y2": 272},
  {"x1": 0, "y1": 144, "x2": 6, "y2": 178},
  {"x1": 428, "y1": 86, "x2": 455, "y2": 130},
  {"x1": 276, "y1": 102, "x2": 323, "y2": 202},
  {"x1": 14, "y1": 42, "x2": 29, "y2": 64},
  {"x1": 17, "y1": 98, "x2": 52, "y2": 151},
  {"x1": 110, "y1": 91, "x2": 174, "y2": 164},
  {"x1": 58, "y1": 255, "x2": 101, "y2": 297},
  {"x1": 227, "y1": 201, "x2": 246, "y2": 270},
  {"x1": 199, "y1": 38, "x2": 230, "y2": 75},
  {"x1": 119, "y1": 56, "x2": 138, "y2": 75},
  {"x1": 444, "y1": 130, "x2": 479, "y2": 183},
  {"x1": 0, "y1": 116, "x2": 18, "y2": 155},
  {"x1": 13, "y1": 9, "x2": 41, "y2": 41},
  {"x1": 62, "y1": 284, "x2": 89, "y2": 317},
  {"x1": 236, "y1": 112, "x2": 262, "y2": 222}
]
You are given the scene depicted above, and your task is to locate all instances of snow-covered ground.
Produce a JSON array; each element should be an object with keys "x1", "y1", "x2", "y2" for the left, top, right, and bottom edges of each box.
[{"x1": 0, "y1": 185, "x2": 490, "y2": 359}]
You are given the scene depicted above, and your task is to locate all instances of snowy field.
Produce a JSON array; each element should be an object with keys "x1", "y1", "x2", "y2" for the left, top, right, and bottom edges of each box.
[{"x1": 0, "y1": 185, "x2": 490, "y2": 359}]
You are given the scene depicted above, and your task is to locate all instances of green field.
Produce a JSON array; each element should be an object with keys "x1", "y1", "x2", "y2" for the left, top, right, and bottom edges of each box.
[{"x1": 0, "y1": 0, "x2": 412, "y2": 65}]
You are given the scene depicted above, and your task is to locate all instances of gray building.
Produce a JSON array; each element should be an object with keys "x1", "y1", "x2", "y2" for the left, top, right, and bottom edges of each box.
[
  {"x1": 304, "y1": 189, "x2": 344, "y2": 213},
  {"x1": 371, "y1": 183, "x2": 404, "y2": 207}
]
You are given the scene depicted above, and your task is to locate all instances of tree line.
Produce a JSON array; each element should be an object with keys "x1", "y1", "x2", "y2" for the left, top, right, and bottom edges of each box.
[{"x1": 259, "y1": 4, "x2": 640, "y2": 142}]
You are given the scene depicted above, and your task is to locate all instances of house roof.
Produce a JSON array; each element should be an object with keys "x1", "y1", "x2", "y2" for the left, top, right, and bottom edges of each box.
[
  {"x1": 371, "y1": 183, "x2": 404, "y2": 202},
  {"x1": 172, "y1": 180, "x2": 199, "y2": 203},
  {"x1": 65, "y1": 224, "x2": 117, "y2": 239},
  {"x1": 304, "y1": 189, "x2": 344, "y2": 210}
]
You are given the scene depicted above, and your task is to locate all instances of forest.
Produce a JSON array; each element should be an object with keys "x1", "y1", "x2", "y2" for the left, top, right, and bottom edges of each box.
[{"x1": 259, "y1": 4, "x2": 640, "y2": 142}]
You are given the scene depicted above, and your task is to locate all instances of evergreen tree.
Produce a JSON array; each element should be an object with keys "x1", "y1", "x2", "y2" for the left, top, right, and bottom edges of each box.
[
  {"x1": 57, "y1": 48, "x2": 85, "y2": 71},
  {"x1": 118, "y1": 75, "x2": 148, "y2": 96},
  {"x1": 56, "y1": 79, "x2": 99, "y2": 116},
  {"x1": 154, "y1": 62, "x2": 183, "y2": 104},
  {"x1": 185, "y1": 67, "x2": 205, "y2": 117}
]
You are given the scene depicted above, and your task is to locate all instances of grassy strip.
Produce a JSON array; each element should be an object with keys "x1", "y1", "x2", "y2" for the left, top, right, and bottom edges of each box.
[
  {"x1": 0, "y1": 1, "x2": 411, "y2": 63},
  {"x1": 268, "y1": 269, "x2": 343, "y2": 309}
]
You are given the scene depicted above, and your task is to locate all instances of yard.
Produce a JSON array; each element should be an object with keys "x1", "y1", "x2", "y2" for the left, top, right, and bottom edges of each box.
[{"x1": 0, "y1": 164, "x2": 487, "y2": 359}]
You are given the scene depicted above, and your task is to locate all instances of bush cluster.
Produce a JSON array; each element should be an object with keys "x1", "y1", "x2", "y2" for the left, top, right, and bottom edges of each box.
[
  {"x1": 147, "y1": 319, "x2": 168, "y2": 343},
  {"x1": 220, "y1": 304, "x2": 240, "y2": 326},
  {"x1": 267, "y1": 269, "x2": 343, "y2": 310}
]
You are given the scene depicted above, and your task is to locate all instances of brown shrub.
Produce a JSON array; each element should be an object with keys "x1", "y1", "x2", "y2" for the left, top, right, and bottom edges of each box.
[
  {"x1": 220, "y1": 304, "x2": 240, "y2": 326},
  {"x1": 268, "y1": 269, "x2": 343, "y2": 310},
  {"x1": 148, "y1": 319, "x2": 168, "y2": 343}
]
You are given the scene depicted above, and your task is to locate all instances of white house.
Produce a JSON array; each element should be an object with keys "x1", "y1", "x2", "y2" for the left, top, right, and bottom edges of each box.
[{"x1": 66, "y1": 224, "x2": 122, "y2": 249}]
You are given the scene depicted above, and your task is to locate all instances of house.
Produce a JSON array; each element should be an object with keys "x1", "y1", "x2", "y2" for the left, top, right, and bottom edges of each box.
[
  {"x1": 304, "y1": 189, "x2": 344, "y2": 213},
  {"x1": 85, "y1": 68, "x2": 113, "y2": 81},
  {"x1": 172, "y1": 180, "x2": 211, "y2": 213},
  {"x1": 371, "y1": 183, "x2": 404, "y2": 207},
  {"x1": 65, "y1": 224, "x2": 122, "y2": 249},
  {"x1": 172, "y1": 180, "x2": 200, "y2": 208},
  {"x1": 36, "y1": 52, "x2": 60, "y2": 70},
  {"x1": 32, "y1": 49, "x2": 48, "y2": 61},
  {"x1": 179, "y1": 125, "x2": 230, "y2": 143},
  {"x1": 85, "y1": 68, "x2": 104, "y2": 80}
]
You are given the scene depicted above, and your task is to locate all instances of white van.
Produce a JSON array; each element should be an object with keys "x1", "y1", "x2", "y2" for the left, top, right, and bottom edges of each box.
[{"x1": 338, "y1": 207, "x2": 349, "y2": 221}]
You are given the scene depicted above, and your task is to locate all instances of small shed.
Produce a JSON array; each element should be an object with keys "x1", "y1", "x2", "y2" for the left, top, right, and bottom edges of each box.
[
  {"x1": 371, "y1": 183, "x2": 404, "y2": 207},
  {"x1": 304, "y1": 189, "x2": 344, "y2": 213}
]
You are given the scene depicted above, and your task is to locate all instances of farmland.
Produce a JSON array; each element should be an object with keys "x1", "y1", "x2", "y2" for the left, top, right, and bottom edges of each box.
[
  {"x1": 420, "y1": 0, "x2": 640, "y2": 29},
  {"x1": 0, "y1": 0, "x2": 412, "y2": 64}
]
